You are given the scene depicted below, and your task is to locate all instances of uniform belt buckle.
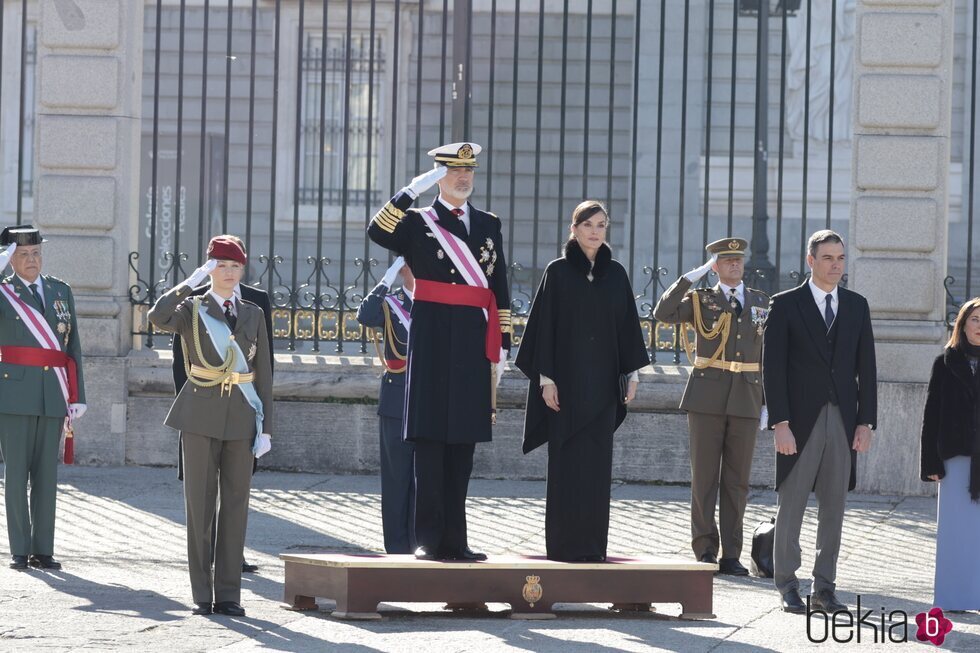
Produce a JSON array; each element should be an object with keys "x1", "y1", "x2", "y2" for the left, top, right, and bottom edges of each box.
[{"x1": 729, "y1": 361, "x2": 743, "y2": 373}]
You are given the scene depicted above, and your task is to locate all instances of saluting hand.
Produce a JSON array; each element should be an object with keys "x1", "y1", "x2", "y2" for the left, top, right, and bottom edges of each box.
[
  {"x1": 542, "y1": 384, "x2": 560, "y2": 412},
  {"x1": 405, "y1": 166, "x2": 448, "y2": 198},
  {"x1": 182, "y1": 259, "x2": 218, "y2": 289},
  {"x1": 774, "y1": 422, "x2": 797, "y2": 456},
  {"x1": 0, "y1": 241, "x2": 16, "y2": 270},
  {"x1": 852, "y1": 425, "x2": 874, "y2": 453}
]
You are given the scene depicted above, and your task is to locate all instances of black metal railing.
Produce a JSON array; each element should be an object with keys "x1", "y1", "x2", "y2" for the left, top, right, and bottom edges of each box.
[{"x1": 6, "y1": 1, "x2": 944, "y2": 356}]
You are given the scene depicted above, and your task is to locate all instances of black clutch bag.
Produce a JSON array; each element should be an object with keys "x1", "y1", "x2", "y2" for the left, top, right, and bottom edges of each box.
[{"x1": 618, "y1": 373, "x2": 630, "y2": 406}]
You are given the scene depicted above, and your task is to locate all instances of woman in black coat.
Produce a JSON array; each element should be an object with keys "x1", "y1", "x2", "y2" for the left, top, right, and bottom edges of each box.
[
  {"x1": 515, "y1": 200, "x2": 650, "y2": 562},
  {"x1": 920, "y1": 296, "x2": 980, "y2": 610}
]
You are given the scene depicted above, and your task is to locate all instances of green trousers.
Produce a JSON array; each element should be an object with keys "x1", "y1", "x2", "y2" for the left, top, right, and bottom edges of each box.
[{"x1": 0, "y1": 413, "x2": 63, "y2": 556}]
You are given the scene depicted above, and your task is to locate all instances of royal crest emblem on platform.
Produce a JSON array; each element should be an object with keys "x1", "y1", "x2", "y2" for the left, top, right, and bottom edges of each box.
[{"x1": 522, "y1": 575, "x2": 543, "y2": 607}]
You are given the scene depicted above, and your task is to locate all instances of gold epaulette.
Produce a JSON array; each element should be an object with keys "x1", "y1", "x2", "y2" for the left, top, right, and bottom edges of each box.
[{"x1": 372, "y1": 201, "x2": 406, "y2": 234}]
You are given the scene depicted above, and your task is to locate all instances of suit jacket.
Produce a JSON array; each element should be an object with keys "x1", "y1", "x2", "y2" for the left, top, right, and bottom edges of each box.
[
  {"x1": 172, "y1": 282, "x2": 274, "y2": 393},
  {"x1": 0, "y1": 274, "x2": 86, "y2": 417},
  {"x1": 368, "y1": 192, "x2": 511, "y2": 443},
  {"x1": 763, "y1": 282, "x2": 877, "y2": 491},
  {"x1": 653, "y1": 277, "x2": 767, "y2": 419},
  {"x1": 356, "y1": 280, "x2": 411, "y2": 419},
  {"x1": 148, "y1": 285, "x2": 273, "y2": 440}
]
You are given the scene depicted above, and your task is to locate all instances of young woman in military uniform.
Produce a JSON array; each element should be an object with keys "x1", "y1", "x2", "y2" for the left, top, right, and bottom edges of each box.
[{"x1": 148, "y1": 236, "x2": 273, "y2": 617}]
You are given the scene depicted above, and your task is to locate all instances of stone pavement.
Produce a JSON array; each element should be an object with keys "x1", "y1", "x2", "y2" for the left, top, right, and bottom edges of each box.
[{"x1": 0, "y1": 465, "x2": 977, "y2": 652}]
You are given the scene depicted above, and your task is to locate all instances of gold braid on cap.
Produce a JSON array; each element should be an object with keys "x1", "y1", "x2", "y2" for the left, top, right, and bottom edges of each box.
[{"x1": 679, "y1": 290, "x2": 732, "y2": 368}]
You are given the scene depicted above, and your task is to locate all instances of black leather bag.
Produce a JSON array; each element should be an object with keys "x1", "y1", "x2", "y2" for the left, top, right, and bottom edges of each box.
[
  {"x1": 618, "y1": 373, "x2": 630, "y2": 406},
  {"x1": 750, "y1": 517, "x2": 776, "y2": 578}
]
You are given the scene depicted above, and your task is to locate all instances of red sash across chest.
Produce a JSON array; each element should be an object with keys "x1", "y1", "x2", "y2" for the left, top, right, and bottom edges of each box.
[{"x1": 414, "y1": 279, "x2": 501, "y2": 363}]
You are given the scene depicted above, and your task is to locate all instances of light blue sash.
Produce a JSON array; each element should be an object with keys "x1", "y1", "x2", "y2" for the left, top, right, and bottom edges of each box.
[{"x1": 197, "y1": 302, "x2": 264, "y2": 443}]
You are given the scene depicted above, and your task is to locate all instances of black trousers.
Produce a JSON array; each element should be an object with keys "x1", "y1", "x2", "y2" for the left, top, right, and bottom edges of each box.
[{"x1": 413, "y1": 440, "x2": 475, "y2": 555}]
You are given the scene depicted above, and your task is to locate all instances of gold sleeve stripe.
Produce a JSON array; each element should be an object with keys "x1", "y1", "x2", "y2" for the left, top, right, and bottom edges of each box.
[
  {"x1": 381, "y1": 204, "x2": 405, "y2": 219},
  {"x1": 374, "y1": 213, "x2": 399, "y2": 230},
  {"x1": 373, "y1": 216, "x2": 397, "y2": 234}
]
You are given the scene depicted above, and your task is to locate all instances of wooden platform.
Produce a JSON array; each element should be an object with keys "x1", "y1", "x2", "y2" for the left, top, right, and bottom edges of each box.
[{"x1": 280, "y1": 553, "x2": 716, "y2": 620}]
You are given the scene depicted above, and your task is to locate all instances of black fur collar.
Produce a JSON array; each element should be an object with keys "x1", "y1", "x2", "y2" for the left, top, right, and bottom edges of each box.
[{"x1": 563, "y1": 238, "x2": 612, "y2": 279}]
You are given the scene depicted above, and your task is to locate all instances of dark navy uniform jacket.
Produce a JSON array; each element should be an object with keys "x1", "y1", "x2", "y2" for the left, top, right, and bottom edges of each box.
[
  {"x1": 356, "y1": 280, "x2": 412, "y2": 420},
  {"x1": 367, "y1": 191, "x2": 511, "y2": 444}
]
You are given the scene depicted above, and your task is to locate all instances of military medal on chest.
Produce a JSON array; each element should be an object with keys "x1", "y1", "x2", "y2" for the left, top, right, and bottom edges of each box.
[
  {"x1": 479, "y1": 237, "x2": 497, "y2": 276},
  {"x1": 53, "y1": 297, "x2": 72, "y2": 346}
]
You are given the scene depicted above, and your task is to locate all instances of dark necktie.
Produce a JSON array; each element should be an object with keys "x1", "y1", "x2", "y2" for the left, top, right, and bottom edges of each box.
[
  {"x1": 824, "y1": 294, "x2": 834, "y2": 330},
  {"x1": 729, "y1": 289, "x2": 742, "y2": 317},
  {"x1": 30, "y1": 283, "x2": 44, "y2": 314},
  {"x1": 223, "y1": 299, "x2": 237, "y2": 331},
  {"x1": 451, "y1": 207, "x2": 467, "y2": 236}
]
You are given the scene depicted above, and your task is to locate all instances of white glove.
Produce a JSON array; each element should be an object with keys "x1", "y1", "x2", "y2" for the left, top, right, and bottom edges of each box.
[
  {"x1": 69, "y1": 403, "x2": 87, "y2": 420},
  {"x1": 683, "y1": 255, "x2": 717, "y2": 283},
  {"x1": 181, "y1": 259, "x2": 218, "y2": 290},
  {"x1": 0, "y1": 242, "x2": 16, "y2": 270},
  {"x1": 253, "y1": 433, "x2": 272, "y2": 458},
  {"x1": 381, "y1": 256, "x2": 406, "y2": 288},
  {"x1": 496, "y1": 348, "x2": 508, "y2": 386},
  {"x1": 759, "y1": 406, "x2": 769, "y2": 431},
  {"x1": 404, "y1": 166, "x2": 448, "y2": 199}
]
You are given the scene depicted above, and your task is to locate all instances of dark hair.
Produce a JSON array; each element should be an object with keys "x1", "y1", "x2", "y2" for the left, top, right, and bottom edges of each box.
[
  {"x1": 948, "y1": 297, "x2": 980, "y2": 349},
  {"x1": 571, "y1": 200, "x2": 608, "y2": 227},
  {"x1": 807, "y1": 229, "x2": 844, "y2": 258}
]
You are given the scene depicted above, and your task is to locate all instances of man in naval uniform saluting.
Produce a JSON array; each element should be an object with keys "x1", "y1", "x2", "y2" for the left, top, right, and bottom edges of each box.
[
  {"x1": 368, "y1": 142, "x2": 512, "y2": 561},
  {"x1": 0, "y1": 225, "x2": 87, "y2": 571},
  {"x1": 654, "y1": 237, "x2": 768, "y2": 576}
]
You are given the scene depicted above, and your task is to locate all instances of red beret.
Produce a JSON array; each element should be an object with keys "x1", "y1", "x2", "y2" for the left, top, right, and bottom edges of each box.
[{"x1": 206, "y1": 237, "x2": 247, "y2": 265}]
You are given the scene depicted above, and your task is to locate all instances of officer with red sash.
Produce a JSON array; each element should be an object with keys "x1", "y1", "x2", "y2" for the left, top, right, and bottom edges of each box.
[
  {"x1": 368, "y1": 142, "x2": 512, "y2": 561},
  {"x1": 0, "y1": 225, "x2": 86, "y2": 571}
]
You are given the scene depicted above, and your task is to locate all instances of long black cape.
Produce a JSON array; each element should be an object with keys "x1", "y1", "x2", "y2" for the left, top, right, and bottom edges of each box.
[{"x1": 515, "y1": 240, "x2": 650, "y2": 454}]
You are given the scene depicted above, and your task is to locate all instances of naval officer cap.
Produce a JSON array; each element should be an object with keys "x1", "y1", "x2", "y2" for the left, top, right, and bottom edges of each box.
[
  {"x1": 427, "y1": 142, "x2": 481, "y2": 168},
  {"x1": 706, "y1": 237, "x2": 749, "y2": 259},
  {"x1": 1, "y1": 224, "x2": 48, "y2": 246}
]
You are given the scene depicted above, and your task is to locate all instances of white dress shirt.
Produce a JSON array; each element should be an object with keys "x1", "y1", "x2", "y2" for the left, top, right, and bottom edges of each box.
[
  {"x1": 719, "y1": 281, "x2": 745, "y2": 309},
  {"x1": 209, "y1": 289, "x2": 238, "y2": 317},
  {"x1": 437, "y1": 196, "x2": 470, "y2": 234},
  {"x1": 18, "y1": 275, "x2": 44, "y2": 307},
  {"x1": 808, "y1": 277, "x2": 838, "y2": 327}
]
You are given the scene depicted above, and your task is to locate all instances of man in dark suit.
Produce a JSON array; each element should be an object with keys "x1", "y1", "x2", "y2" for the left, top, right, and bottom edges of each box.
[
  {"x1": 763, "y1": 229, "x2": 877, "y2": 614},
  {"x1": 171, "y1": 235, "x2": 274, "y2": 574}
]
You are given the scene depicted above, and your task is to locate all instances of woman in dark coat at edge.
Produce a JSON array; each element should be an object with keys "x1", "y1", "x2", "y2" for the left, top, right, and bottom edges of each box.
[
  {"x1": 515, "y1": 200, "x2": 650, "y2": 562},
  {"x1": 920, "y1": 296, "x2": 980, "y2": 610}
]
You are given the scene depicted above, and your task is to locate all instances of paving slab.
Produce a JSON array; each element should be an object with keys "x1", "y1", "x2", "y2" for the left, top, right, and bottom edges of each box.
[{"x1": 0, "y1": 465, "x2": 977, "y2": 652}]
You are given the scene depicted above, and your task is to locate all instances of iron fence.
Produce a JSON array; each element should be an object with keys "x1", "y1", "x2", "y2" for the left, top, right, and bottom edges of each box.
[{"x1": 7, "y1": 1, "x2": 967, "y2": 358}]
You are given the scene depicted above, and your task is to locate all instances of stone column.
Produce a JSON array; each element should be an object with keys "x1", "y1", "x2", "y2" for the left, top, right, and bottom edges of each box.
[
  {"x1": 34, "y1": 0, "x2": 144, "y2": 464},
  {"x1": 850, "y1": 0, "x2": 953, "y2": 493}
]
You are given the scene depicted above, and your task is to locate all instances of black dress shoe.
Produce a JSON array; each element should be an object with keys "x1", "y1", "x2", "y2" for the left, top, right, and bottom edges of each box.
[
  {"x1": 698, "y1": 551, "x2": 718, "y2": 565},
  {"x1": 9, "y1": 555, "x2": 27, "y2": 570},
  {"x1": 717, "y1": 557, "x2": 750, "y2": 576},
  {"x1": 452, "y1": 548, "x2": 488, "y2": 561},
  {"x1": 414, "y1": 546, "x2": 438, "y2": 561},
  {"x1": 810, "y1": 589, "x2": 847, "y2": 613},
  {"x1": 781, "y1": 589, "x2": 806, "y2": 614},
  {"x1": 192, "y1": 602, "x2": 213, "y2": 616},
  {"x1": 28, "y1": 555, "x2": 62, "y2": 570},
  {"x1": 241, "y1": 560, "x2": 259, "y2": 574},
  {"x1": 213, "y1": 601, "x2": 246, "y2": 617}
]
